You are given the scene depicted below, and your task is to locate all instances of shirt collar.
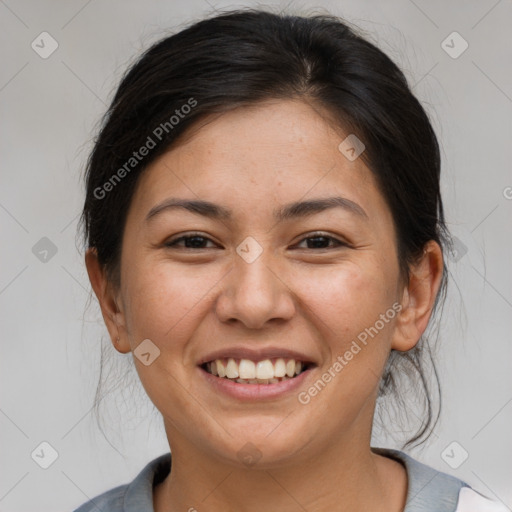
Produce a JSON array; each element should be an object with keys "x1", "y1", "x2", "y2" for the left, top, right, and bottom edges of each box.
[
  {"x1": 372, "y1": 447, "x2": 467, "y2": 511},
  {"x1": 123, "y1": 448, "x2": 467, "y2": 512}
]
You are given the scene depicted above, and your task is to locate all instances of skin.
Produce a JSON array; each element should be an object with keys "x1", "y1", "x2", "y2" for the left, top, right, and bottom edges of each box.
[{"x1": 86, "y1": 98, "x2": 443, "y2": 512}]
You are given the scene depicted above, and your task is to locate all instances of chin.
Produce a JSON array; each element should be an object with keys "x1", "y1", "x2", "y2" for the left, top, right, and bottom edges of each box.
[{"x1": 205, "y1": 419, "x2": 313, "y2": 469}]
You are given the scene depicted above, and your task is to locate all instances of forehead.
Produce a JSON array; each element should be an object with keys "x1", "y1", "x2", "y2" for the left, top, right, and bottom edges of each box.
[
  {"x1": 168, "y1": 99, "x2": 360, "y2": 175},
  {"x1": 128, "y1": 99, "x2": 386, "y2": 223}
]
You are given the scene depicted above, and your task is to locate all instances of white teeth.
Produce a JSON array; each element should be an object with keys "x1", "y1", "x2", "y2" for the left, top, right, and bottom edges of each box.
[
  {"x1": 217, "y1": 360, "x2": 226, "y2": 378},
  {"x1": 239, "y1": 359, "x2": 256, "y2": 379},
  {"x1": 226, "y1": 358, "x2": 239, "y2": 378},
  {"x1": 285, "y1": 359, "x2": 295, "y2": 377},
  {"x1": 256, "y1": 359, "x2": 274, "y2": 379},
  {"x1": 274, "y1": 358, "x2": 286, "y2": 377},
  {"x1": 205, "y1": 357, "x2": 309, "y2": 383},
  {"x1": 234, "y1": 376, "x2": 293, "y2": 384}
]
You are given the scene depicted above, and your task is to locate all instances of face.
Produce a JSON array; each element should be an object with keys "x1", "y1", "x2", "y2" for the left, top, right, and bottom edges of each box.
[{"x1": 99, "y1": 99, "x2": 410, "y2": 468}]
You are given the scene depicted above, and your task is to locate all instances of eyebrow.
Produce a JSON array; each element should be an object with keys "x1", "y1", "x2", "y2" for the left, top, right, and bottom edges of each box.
[{"x1": 145, "y1": 196, "x2": 368, "y2": 223}]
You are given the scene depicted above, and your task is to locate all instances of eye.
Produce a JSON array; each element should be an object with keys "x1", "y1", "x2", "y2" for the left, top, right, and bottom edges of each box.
[
  {"x1": 294, "y1": 233, "x2": 347, "y2": 250},
  {"x1": 164, "y1": 232, "x2": 348, "y2": 250},
  {"x1": 164, "y1": 233, "x2": 219, "y2": 249}
]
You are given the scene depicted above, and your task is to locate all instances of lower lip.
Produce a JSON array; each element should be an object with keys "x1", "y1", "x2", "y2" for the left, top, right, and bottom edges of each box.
[{"x1": 198, "y1": 366, "x2": 314, "y2": 401}]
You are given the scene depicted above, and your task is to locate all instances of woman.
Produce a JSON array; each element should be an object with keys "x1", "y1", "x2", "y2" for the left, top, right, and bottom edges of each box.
[{"x1": 75, "y1": 8, "x2": 506, "y2": 512}]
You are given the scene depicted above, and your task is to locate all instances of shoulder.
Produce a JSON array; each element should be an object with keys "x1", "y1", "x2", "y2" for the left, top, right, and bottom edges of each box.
[
  {"x1": 372, "y1": 447, "x2": 506, "y2": 512},
  {"x1": 455, "y1": 487, "x2": 509, "y2": 512},
  {"x1": 73, "y1": 484, "x2": 127, "y2": 512},
  {"x1": 72, "y1": 453, "x2": 172, "y2": 512}
]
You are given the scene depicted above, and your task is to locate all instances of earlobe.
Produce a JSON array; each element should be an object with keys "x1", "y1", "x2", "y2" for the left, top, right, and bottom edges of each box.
[
  {"x1": 84, "y1": 248, "x2": 131, "y2": 354},
  {"x1": 391, "y1": 241, "x2": 444, "y2": 352},
  {"x1": 392, "y1": 286, "x2": 418, "y2": 352}
]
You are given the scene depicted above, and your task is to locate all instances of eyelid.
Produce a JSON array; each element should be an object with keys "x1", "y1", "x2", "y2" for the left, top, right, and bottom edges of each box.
[
  {"x1": 292, "y1": 231, "x2": 348, "y2": 249},
  {"x1": 164, "y1": 231, "x2": 350, "y2": 250},
  {"x1": 164, "y1": 232, "x2": 220, "y2": 248}
]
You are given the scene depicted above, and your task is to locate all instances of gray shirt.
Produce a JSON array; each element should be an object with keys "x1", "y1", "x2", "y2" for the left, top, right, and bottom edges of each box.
[{"x1": 73, "y1": 447, "x2": 489, "y2": 512}]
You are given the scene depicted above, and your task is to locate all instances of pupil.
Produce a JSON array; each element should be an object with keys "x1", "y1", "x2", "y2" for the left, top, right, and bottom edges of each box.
[
  {"x1": 186, "y1": 236, "x2": 206, "y2": 248},
  {"x1": 308, "y1": 236, "x2": 328, "y2": 248}
]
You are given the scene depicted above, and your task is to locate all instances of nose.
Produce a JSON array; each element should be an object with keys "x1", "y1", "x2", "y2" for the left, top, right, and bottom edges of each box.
[{"x1": 215, "y1": 250, "x2": 296, "y2": 329}]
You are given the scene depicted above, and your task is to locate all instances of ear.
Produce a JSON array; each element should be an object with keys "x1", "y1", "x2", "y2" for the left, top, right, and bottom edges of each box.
[
  {"x1": 392, "y1": 240, "x2": 444, "y2": 352},
  {"x1": 85, "y1": 247, "x2": 131, "y2": 354}
]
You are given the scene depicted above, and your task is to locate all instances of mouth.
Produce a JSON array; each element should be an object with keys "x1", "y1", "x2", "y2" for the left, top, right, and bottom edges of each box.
[{"x1": 200, "y1": 357, "x2": 314, "y2": 384}]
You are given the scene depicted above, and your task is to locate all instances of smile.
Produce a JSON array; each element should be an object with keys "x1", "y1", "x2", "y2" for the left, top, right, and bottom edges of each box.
[{"x1": 202, "y1": 357, "x2": 310, "y2": 384}]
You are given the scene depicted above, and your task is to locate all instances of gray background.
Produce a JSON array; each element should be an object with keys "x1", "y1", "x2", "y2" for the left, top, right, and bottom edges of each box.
[{"x1": 1, "y1": 0, "x2": 511, "y2": 510}]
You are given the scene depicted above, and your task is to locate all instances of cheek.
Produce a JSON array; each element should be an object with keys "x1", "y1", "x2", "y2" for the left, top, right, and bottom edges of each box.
[
  {"x1": 120, "y1": 262, "x2": 212, "y2": 416},
  {"x1": 122, "y1": 260, "x2": 213, "y2": 347},
  {"x1": 296, "y1": 259, "x2": 399, "y2": 394},
  {"x1": 295, "y1": 265, "x2": 398, "y2": 415},
  {"x1": 297, "y1": 262, "x2": 393, "y2": 338}
]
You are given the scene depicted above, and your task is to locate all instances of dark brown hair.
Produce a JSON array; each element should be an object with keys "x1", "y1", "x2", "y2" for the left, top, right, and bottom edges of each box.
[{"x1": 79, "y1": 8, "x2": 451, "y2": 449}]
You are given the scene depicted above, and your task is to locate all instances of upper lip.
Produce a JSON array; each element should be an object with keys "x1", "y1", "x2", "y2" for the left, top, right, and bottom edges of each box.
[{"x1": 197, "y1": 347, "x2": 317, "y2": 366}]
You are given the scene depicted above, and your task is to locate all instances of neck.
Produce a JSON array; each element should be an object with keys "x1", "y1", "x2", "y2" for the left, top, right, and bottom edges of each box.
[{"x1": 154, "y1": 430, "x2": 407, "y2": 512}]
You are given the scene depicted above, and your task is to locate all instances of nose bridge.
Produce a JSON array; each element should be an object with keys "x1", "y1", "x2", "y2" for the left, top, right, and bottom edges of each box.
[
  {"x1": 236, "y1": 249, "x2": 276, "y2": 300},
  {"x1": 216, "y1": 240, "x2": 295, "y2": 328}
]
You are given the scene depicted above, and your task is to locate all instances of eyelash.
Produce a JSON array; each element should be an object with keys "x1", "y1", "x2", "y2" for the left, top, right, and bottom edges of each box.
[{"x1": 164, "y1": 232, "x2": 348, "y2": 250}]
